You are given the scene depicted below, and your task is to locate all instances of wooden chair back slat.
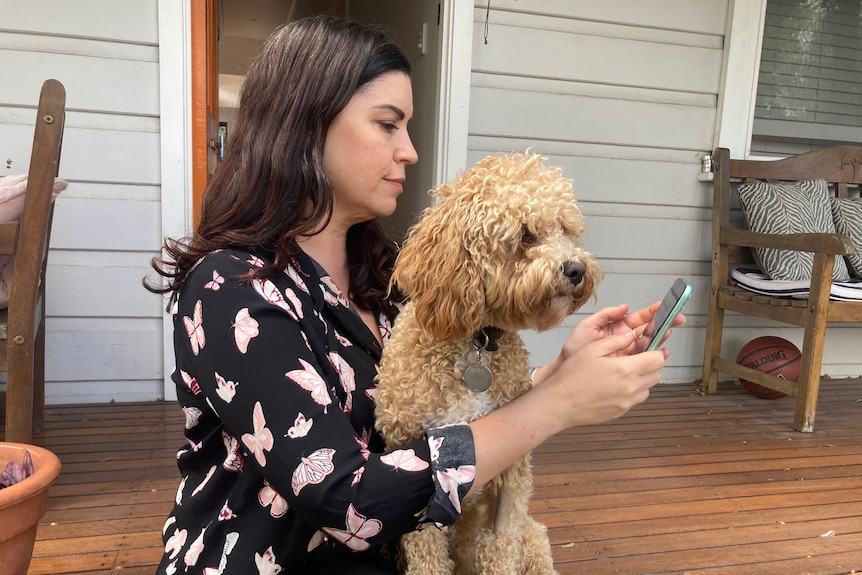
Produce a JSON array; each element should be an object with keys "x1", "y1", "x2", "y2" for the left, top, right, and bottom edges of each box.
[{"x1": 1, "y1": 79, "x2": 66, "y2": 443}]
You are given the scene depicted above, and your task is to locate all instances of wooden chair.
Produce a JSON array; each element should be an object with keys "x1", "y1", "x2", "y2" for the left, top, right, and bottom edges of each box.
[
  {"x1": 0, "y1": 79, "x2": 66, "y2": 443},
  {"x1": 701, "y1": 146, "x2": 862, "y2": 432}
]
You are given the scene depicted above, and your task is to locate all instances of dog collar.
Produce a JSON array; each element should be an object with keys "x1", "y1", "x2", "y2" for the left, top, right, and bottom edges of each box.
[
  {"x1": 462, "y1": 327, "x2": 502, "y2": 392},
  {"x1": 471, "y1": 326, "x2": 503, "y2": 351}
]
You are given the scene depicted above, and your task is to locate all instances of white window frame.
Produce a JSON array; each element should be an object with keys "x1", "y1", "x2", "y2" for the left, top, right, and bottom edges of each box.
[
  {"x1": 714, "y1": 0, "x2": 768, "y2": 160},
  {"x1": 434, "y1": 0, "x2": 472, "y2": 186},
  {"x1": 157, "y1": 0, "x2": 194, "y2": 401}
]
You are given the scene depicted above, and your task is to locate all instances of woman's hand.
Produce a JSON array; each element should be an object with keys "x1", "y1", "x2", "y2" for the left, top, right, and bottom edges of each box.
[
  {"x1": 539, "y1": 301, "x2": 688, "y2": 428},
  {"x1": 470, "y1": 302, "x2": 685, "y2": 489},
  {"x1": 526, "y1": 331, "x2": 663, "y2": 432},
  {"x1": 591, "y1": 302, "x2": 685, "y2": 350},
  {"x1": 530, "y1": 303, "x2": 685, "y2": 387}
]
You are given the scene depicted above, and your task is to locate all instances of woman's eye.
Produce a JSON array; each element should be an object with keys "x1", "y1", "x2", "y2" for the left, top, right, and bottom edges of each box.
[{"x1": 379, "y1": 122, "x2": 397, "y2": 132}]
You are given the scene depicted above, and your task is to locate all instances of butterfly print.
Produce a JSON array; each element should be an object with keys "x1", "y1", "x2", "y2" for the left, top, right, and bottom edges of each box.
[
  {"x1": 307, "y1": 530, "x2": 326, "y2": 552},
  {"x1": 322, "y1": 504, "x2": 383, "y2": 551},
  {"x1": 241, "y1": 402, "x2": 274, "y2": 467},
  {"x1": 378, "y1": 312, "x2": 394, "y2": 341},
  {"x1": 286, "y1": 359, "x2": 332, "y2": 413},
  {"x1": 184, "y1": 526, "x2": 207, "y2": 569},
  {"x1": 183, "y1": 300, "x2": 205, "y2": 355},
  {"x1": 285, "y1": 264, "x2": 310, "y2": 294},
  {"x1": 252, "y1": 278, "x2": 299, "y2": 319},
  {"x1": 353, "y1": 429, "x2": 371, "y2": 461},
  {"x1": 222, "y1": 430, "x2": 243, "y2": 472},
  {"x1": 180, "y1": 370, "x2": 201, "y2": 395},
  {"x1": 192, "y1": 465, "x2": 217, "y2": 496},
  {"x1": 320, "y1": 276, "x2": 349, "y2": 307},
  {"x1": 329, "y1": 352, "x2": 355, "y2": 412},
  {"x1": 285, "y1": 288, "x2": 304, "y2": 318},
  {"x1": 354, "y1": 430, "x2": 371, "y2": 461},
  {"x1": 321, "y1": 285, "x2": 340, "y2": 307},
  {"x1": 334, "y1": 330, "x2": 352, "y2": 348},
  {"x1": 254, "y1": 546, "x2": 283, "y2": 575},
  {"x1": 258, "y1": 481, "x2": 289, "y2": 518},
  {"x1": 183, "y1": 406, "x2": 202, "y2": 429},
  {"x1": 204, "y1": 270, "x2": 224, "y2": 290},
  {"x1": 162, "y1": 515, "x2": 176, "y2": 535},
  {"x1": 291, "y1": 448, "x2": 335, "y2": 496},
  {"x1": 436, "y1": 465, "x2": 476, "y2": 514},
  {"x1": 233, "y1": 308, "x2": 259, "y2": 354},
  {"x1": 218, "y1": 501, "x2": 236, "y2": 521},
  {"x1": 215, "y1": 372, "x2": 238, "y2": 403},
  {"x1": 164, "y1": 526, "x2": 188, "y2": 560},
  {"x1": 202, "y1": 531, "x2": 238, "y2": 575},
  {"x1": 165, "y1": 250, "x2": 485, "y2": 570},
  {"x1": 175, "y1": 477, "x2": 188, "y2": 505},
  {"x1": 381, "y1": 449, "x2": 429, "y2": 472},
  {"x1": 428, "y1": 436, "x2": 444, "y2": 462},
  {"x1": 286, "y1": 412, "x2": 313, "y2": 439}
]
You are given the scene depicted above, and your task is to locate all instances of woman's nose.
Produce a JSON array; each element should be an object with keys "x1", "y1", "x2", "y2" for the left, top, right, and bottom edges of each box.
[{"x1": 398, "y1": 132, "x2": 419, "y2": 165}]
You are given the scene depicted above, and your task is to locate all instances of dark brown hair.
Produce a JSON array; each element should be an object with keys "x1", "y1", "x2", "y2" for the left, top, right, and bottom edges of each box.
[{"x1": 146, "y1": 15, "x2": 410, "y2": 314}]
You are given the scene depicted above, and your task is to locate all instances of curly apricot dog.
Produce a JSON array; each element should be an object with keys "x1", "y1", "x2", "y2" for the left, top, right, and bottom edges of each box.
[{"x1": 375, "y1": 152, "x2": 602, "y2": 575}]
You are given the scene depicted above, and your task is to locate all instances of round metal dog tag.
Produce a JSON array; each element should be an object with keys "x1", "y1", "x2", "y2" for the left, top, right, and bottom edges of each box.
[{"x1": 463, "y1": 364, "x2": 493, "y2": 392}]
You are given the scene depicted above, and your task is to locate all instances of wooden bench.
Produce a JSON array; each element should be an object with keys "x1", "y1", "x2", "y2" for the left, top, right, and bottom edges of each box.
[
  {"x1": 700, "y1": 146, "x2": 862, "y2": 432},
  {"x1": 1, "y1": 79, "x2": 66, "y2": 443}
]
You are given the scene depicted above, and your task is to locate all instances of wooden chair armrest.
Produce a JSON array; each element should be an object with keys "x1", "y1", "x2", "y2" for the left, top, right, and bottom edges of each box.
[{"x1": 721, "y1": 228, "x2": 855, "y2": 256}]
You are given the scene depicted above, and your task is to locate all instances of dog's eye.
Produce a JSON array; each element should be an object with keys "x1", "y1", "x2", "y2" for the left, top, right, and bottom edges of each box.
[{"x1": 521, "y1": 227, "x2": 538, "y2": 247}]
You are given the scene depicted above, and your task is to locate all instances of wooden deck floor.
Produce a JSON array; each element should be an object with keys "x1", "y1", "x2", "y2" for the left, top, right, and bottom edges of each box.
[{"x1": 6, "y1": 378, "x2": 862, "y2": 574}]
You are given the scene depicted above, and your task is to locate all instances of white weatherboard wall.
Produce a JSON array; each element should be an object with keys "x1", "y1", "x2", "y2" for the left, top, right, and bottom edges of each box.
[
  {"x1": 474, "y1": 0, "x2": 862, "y2": 383},
  {"x1": 468, "y1": 0, "x2": 725, "y2": 383},
  {"x1": 0, "y1": 0, "x2": 166, "y2": 404}
]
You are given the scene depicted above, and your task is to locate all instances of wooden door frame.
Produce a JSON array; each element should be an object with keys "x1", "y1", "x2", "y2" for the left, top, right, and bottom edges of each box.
[{"x1": 191, "y1": 0, "x2": 219, "y2": 229}]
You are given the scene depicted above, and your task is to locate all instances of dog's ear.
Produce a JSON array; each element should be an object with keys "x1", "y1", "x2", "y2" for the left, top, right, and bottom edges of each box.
[{"x1": 392, "y1": 196, "x2": 485, "y2": 341}]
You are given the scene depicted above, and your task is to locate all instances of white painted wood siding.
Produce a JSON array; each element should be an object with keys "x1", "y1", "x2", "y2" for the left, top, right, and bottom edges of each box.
[
  {"x1": 466, "y1": 0, "x2": 861, "y2": 383},
  {"x1": 0, "y1": 0, "x2": 166, "y2": 403}
]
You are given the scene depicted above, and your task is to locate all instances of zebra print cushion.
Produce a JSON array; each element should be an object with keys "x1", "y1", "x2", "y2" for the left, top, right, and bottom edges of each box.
[
  {"x1": 830, "y1": 197, "x2": 862, "y2": 278},
  {"x1": 738, "y1": 179, "x2": 850, "y2": 282}
]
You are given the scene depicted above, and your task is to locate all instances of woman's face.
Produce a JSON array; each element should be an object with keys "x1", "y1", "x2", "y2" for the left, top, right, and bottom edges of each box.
[{"x1": 322, "y1": 71, "x2": 418, "y2": 229}]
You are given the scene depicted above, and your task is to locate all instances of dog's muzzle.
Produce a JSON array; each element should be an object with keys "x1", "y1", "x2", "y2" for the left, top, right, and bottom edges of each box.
[{"x1": 562, "y1": 260, "x2": 586, "y2": 286}]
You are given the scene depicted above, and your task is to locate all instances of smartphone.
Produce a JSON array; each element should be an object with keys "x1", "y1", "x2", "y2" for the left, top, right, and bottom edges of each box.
[{"x1": 642, "y1": 278, "x2": 692, "y2": 352}]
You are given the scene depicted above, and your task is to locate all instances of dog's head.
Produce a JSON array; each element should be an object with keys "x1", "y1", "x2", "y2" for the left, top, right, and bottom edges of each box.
[{"x1": 391, "y1": 152, "x2": 602, "y2": 341}]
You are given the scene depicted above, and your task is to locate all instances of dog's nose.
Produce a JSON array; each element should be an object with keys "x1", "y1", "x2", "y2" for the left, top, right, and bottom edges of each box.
[{"x1": 562, "y1": 261, "x2": 586, "y2": 285}]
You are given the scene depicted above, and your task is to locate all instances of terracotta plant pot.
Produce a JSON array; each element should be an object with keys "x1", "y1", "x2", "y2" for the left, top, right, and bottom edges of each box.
[{"x1": 0, "y1": 442, "x2": 62, "y2": 575}]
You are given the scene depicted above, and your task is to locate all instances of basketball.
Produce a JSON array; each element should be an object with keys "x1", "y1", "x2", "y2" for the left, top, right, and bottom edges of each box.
[{"x1": 735, "y1": 336, "x2": 801, "y2": 399}]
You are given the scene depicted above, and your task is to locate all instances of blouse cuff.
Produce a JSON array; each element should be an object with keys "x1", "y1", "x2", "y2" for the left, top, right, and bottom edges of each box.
[{"x1": 424, "y1": 423, "x2": 476, "y2": 526}]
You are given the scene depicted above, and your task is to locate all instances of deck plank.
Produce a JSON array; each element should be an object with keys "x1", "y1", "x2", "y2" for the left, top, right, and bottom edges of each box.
[{"x1": 4, "y1": 378, "x2": 862, "y2": 574}]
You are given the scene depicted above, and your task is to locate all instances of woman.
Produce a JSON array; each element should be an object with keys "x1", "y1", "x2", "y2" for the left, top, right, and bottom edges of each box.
[{"x1": 147, "y1": 14, "x2": 674, "y2": 575}]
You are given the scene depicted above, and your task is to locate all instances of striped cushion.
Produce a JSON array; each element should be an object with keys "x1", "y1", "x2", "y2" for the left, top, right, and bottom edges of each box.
[
  {"x1": 830, "y1": 197, "x2": 862, "y2": 278},
  {"x1": 737, "y1": 179, "x2": 850, "y2": 282}
]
